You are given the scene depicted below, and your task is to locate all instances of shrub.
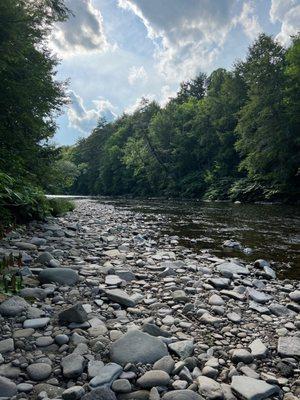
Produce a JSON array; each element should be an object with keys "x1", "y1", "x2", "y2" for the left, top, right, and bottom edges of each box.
[{"x1": 47, "y1": 198, "x2": 76, "y2": 216}]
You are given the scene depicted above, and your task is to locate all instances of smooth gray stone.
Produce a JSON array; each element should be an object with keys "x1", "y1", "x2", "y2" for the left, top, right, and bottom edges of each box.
[
  {"x1": 232, "y1": 349, "x2": 253, "y2": 364},
  {"x1": 20, "y1": 287, "x2": 47, "y2": 300},
  {"x1": 249, "y1": 301, "x2": 270, "y2": 314},
  {"x1": 89, "y1": 363, "x2": 122, "y2": 388},
  {"x1": 15, "y1": 242, "x2": 37, "y2": 251},
  {"x1": 106, "y1": 289, "x2": 136, "y2": 307},
  {"x1": 35, "y1": 251, "x2": 53, "y2": 265},
  {"x1": 88, "y1": 360, "x2": 105, "y2": 378},
  {"x1": 162, "y1": 390, "x2": 203, "y2": 400},
  {"x1": 23, "y1": 317, "x2": 50, "y2": 329},
  {"x1": 231, "y1": 376, "x2": 278, "y2": 400},
  {"x1": 27, "y1": 363, "x2": 52, "y2": 381},
  {"x1": 153, "y1": 356, "x2": 175, "y2": 374},
  {"x1": 17, "y1": 382, "x2": 33, "y2": 393},
  {"x1": 82, "y1": 388, "x2": 117, "y2": 400},
  {"x1": 39, "y1": 268, "x2": 78, "y2": 285},
  {"x1": 217, "y1": 261, "x2": 249, "y2": 277},
  {"x1": 249, "y1": 339, "x2": 267, "y2": 358},
  {"x1": 269, "y1": 303, "x2": 293, "y2": 317},
  {"x1": 61, "y1": 354, "x2": 85, "y2": 378},
  {"x1": 30, "y1": 237, "x2": 47, "y2": 246},
  {"x1": 115, "y1": 270, "x2": 135, "y2": 281},
  {"x1": 110, "y1": 330, "x2": 168, "y2": 365},
  {"x1": 0, "y1": 376, "x2": 17, "y2": 397},
  {"x1": 137, "y1": 370, "x2": 170, "y2": 388},
  {"x1": 142, "y1": 322, "x2": 171, "y2": 338},
  {"x1": 208, "y1": 278, "x2": 231, "y2": 289},
  {"x1": 111, "y1": 379, "x2": 131, "y2": 393},
  {"x1": 0, "y1": 296, "x2": 28, "y2": 316},
  {"x1": 247, "y1": 288, "x2": 272, "y2": 304},
  {"x1": 168, "y1": 340, "x2": 194, "y2": 359},
  {"x1": 277, "y1": 336, "x2": 300, "y2": 357},
  {"x1": 262, "y1": 265, "x2": 276, "y2": 279},
  {"x1": 0, "y1": 338, "x2": 14, "y2": 353},
  {"x1": 62, "y1": 385, "x2": 85, "y2": 400},
  {"x1": 197, "y1": 376, "x2": 223, "y2": 399},
  {"x1": 289, "y1": 290, "x2": 300, "y2": 303},
  {"x1": 59, "y1": 303, "x2": 88, "y2": 324}
]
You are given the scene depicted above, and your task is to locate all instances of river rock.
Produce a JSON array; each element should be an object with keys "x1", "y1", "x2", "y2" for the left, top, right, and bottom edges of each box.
[
  {"x1": 289, "y1": 290, "x2": 300, "y2": 303},
  {"x1": 112, "y1": 379, "x2": 131, "y2": 393},
  {"x1": 231, "y1": 376, "x2": 279, "y2": 400},
  {"x1": 110, "y1": 330, "x2": 168, "y2": 365},
  {"x1": 249, "y1": 339, "x2": 267, "y2": 358},
  {"x1": 62, "y1": 386, "x2": 85, "y2": 400},
  {"x1": 153, "y1": 356, "x2": 175, "y2": 374},
  {"x1": 277, "y1": 336, "x2": 300, "y2": 357},
  {"x1": 232, "y1": 349, "x2": 253, "y2": 364},
  {"x1": 217, "y1": 261, "x2": 249, "y2": 277},
  {"x1": 27, "y1": 363, "x2": 52, "y2": 381},
  {"x1": 0, "y1": 296, "x2": 28, "y2": 316},
  {"x1": 35, "y1": 251, "x2": 54, "y2": 264},
  {"x1": 106, "y1": 289, "x2": 136, "y2": 307},
  {"x1": 168, "y1": 340, "x2": 194, "y2": 359},
  {"x1": 61, "y1": 354, "x2": 85, "y2": 378},
  {"x1": 0, "y1": 338, "x2": 14, "y2": 353},
  {"x1": 23, "y1": 317, "x2": 50, "y2": 329},
  {"x1": 0, "y1": 376, "x2": 17, "y2": 397},
  {"x1": 19, "y1": 287, "x2": 48, "y2": 300},
  {"x1": 89, "y1": 363, "x2": 122, "y2": 388},
  {"x1": 162, "y1": 390, "x2": 203, "y2": 400},
  {"x1": 247, "y1": 288, "x2": 272, "y2": 304},
  {"x1": 137, "y1": 370, "x2": 170, "y2": 388},
  {"x1": 39, "y1": 267, "x2": 79, "y2": 285},
  {"x1": 197, "y1": 376, "x2": 223, "y2": 399},
  {"x1": 59, "y1": 303, "x2": 88, "y2": 324},
  {"x1": 82, "y1": 388, "x2": 117, "y2": 400}
]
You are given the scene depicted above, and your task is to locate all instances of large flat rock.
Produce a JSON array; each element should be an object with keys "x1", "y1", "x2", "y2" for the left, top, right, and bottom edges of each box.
[
  {"x1": 277, "y1": 336, "x2": 300, "y2": 357},
  {"x1": 110, "y1": 330, "x2": 168, "y2": 365},
  {"x1": 106, "y1": 289, "x2": 136, "y2": 307},
  {"x1": 231, "y1": 376, "x2": 278, "y2": 400},
  {"x1": 39, "y1": 268, "x2": 78, "y2": 286}
]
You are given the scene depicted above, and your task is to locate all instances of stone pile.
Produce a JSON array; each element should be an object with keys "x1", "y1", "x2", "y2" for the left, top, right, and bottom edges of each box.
[{"x1": 0, "y1": 199, "x2": 299, "y2": 400}]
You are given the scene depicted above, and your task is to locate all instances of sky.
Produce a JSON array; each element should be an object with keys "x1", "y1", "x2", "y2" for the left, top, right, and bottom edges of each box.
[{"x1": 50, "y1": 0, "x2": 300, "y2": 145}]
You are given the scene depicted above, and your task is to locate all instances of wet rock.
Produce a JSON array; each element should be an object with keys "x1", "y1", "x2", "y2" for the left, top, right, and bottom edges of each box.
[
  {"x1": 0, "y1": 296, "x2": 28, "y2": 316},
  {"x1": 231, "y1": 376, "x2": 279, "y2": 400},
  {"x1": 137, "y1": 370, "x2": 170, "y2": 388},
  {"x1": 39, "y1": 267, "x2": 78, "y2": 285},
  {"x1": 110, "y1": 330, "x2": 168, "y2": 365}
]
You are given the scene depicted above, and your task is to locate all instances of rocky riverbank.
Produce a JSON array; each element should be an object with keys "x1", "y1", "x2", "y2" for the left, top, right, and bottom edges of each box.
[{"x1": 0, "y1": 199, "x2": 299, "y2": 400}]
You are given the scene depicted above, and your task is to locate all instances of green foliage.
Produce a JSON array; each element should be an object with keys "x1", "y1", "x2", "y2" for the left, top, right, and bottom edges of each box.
[
  {"x1": 60, "y1": 34, "x2": 300, "y2": 203},
  {"x1": 0, "y1": 253, "x2": 24, "y2": 295},
  {"x1": 47, "y1": 198, "x2": 75, "y2": 216}
]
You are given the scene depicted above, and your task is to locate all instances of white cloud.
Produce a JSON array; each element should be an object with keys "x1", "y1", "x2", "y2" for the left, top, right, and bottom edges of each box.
[
  {"x1": 238, "y1": 1, "x2": 262, "y2": 40},
  {"x1": 124, "y1": 94, "x2": 156, "y2": 114},
  {"x1": 270, "y1": 0, "x2": 300, "y2": 45},
  {"x1": 51, "y1": 0, "x2": 111, "y2": 57},
  {"x1": 118, "y1": 0, "x2": 239, "y2": 82},
  {"x1": 128, "y1": 66, "x2": 148, "y2": 85},
  {"x1": 67, "y1": 91, "x2": 116, "y2": 133}
]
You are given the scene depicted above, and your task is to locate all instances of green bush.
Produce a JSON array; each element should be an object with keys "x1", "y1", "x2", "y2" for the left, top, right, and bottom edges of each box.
[{"x1": 47, "y1": 198, "x2": 75, "y2": 216}]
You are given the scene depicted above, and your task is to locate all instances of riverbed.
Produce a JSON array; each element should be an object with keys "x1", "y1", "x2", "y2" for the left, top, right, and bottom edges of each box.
[{"x1": 90, "y1": 198, "x2": 300, "y2": 280}]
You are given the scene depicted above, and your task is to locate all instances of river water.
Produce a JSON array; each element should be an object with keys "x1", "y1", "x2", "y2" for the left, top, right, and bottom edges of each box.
[{"x1": 96, "y1": 198, "x2": 300, "y2": 280}]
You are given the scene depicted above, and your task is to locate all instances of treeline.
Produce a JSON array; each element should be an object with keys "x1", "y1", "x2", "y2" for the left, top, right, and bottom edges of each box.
[
  {"x1": 0, "y1": 0, "x2": 74, "y2": 233},
  {"x1": 67, "y1": 34, "x2": 299, "y2": 202}
]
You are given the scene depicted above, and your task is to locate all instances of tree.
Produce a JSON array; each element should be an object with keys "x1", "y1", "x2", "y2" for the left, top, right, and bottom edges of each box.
[{"x1": 0, "y1": 0, "x2": 69, "y2": 183}]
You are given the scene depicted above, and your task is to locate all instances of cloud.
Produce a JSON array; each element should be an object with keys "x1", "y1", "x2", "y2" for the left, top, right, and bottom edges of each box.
[
  {"x1": 67, "y1": 91, "x2": 117, "y2": 133},
  {"x1": 270, "y1": 0, "x2": 300, "y2": 45},
  {"x1": 51, "y1": 0, "x2": 110, "y2": 57},
  {"x1": 124, "y1": 93, "x2": 156, "y2": 114},
  {"x1": 128, "y1": 66, "x2": 148, "y2": 85},
  {"x1": 238, "y1": 1, "x2": 262, "y2": 40},
  {"x1": 118, "y1": 0, "x2": 239, "y2": 82}
]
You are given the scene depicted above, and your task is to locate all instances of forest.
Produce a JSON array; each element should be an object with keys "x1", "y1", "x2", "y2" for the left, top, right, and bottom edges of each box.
[
  {"x1": 63, "y1": 33, "x2": 300, "y2": 203},
  {"x1": 0, "y1": 0, "x2": 299, "y2": 235}
]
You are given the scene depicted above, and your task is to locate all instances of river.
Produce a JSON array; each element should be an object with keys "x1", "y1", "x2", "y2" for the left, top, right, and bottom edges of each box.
[{"x1": 53, "y1": 196, "x2": 300, "y2": 280}]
